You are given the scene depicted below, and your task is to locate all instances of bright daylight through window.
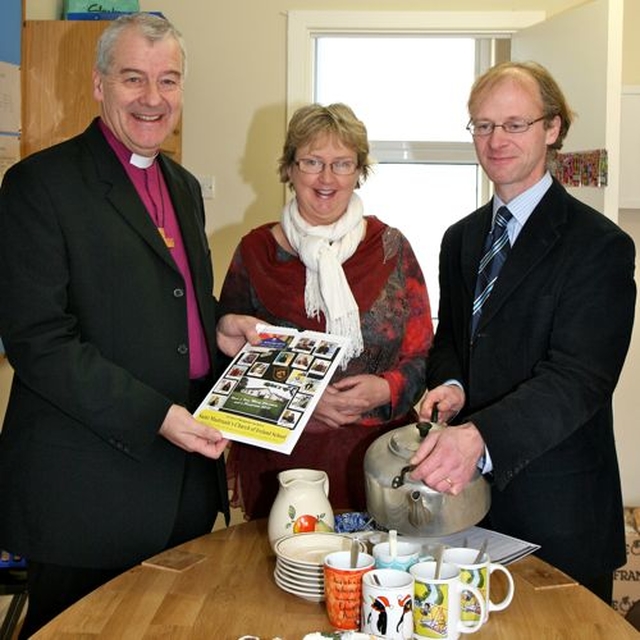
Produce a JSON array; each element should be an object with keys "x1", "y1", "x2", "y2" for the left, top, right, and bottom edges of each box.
[{"x1": 314, "y1": 36, "x2": 484, "y2": 314}]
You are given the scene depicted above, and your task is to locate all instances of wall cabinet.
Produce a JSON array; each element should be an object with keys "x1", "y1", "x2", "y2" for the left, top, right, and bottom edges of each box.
[
  {"x1": 620, "y1": 86, "x2": 640, "y2": 210},
  {"x1": 21, "y1": 20, "x2": 181, "y2": 162}
]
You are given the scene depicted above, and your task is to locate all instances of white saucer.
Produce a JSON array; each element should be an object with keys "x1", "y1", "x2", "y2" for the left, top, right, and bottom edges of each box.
[
  {"x1": 276, "y1": 556, "x2": 324, "y2": 578},
  {"x1": 275, "y1": 560, "x2": 323, "y2": 583},
  {"x1": 274, "y1": 565, "x2": 323, "y2": 593},
  {"x1": 274, "y1": 569, "x2": 325, "y2": 602},
  {"x1": 275, "y1": 532, "x2": 365, "y2": 566}
]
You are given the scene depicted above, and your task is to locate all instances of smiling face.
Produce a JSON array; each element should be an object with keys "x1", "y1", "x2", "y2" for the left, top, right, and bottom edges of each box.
[
  {"x1": 470, "y1": 75, "x2": 560, "y2": 203},
  {"x1": 287, "y1": 134, "x2": 361, "y2": 226},
  {"x1": 92, "y1": 27, "x2": 183, "y2": 157}
]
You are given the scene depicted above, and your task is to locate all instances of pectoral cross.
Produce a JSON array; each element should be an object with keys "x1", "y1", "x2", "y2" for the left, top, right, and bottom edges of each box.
[{"x1": 158, "y1": 227, "x2": 175, "y2": 249}]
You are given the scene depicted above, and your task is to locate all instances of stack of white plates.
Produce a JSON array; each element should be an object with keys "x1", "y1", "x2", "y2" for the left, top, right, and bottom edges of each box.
[{"x1": 273, "y1": 532, "x2": 366, "y2": 602}]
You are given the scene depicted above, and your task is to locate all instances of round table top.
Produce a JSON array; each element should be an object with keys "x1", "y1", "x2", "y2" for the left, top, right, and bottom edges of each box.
[{"x1": 32, "y1": 519, "x2": 639, "y2": 639}]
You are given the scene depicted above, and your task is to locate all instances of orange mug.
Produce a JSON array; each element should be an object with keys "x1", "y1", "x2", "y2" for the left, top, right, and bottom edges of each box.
[{"x1": 323, "y1": 550, "x2": 375, "y2": 630}]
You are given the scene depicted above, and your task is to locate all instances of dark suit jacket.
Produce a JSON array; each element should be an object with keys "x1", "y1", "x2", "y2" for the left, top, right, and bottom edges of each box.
[
  {"x1": 0, "y1": 120, "x2": 228, "y2": 569},
  {"x1": 427, "y1": 178, "x2": 635, "y2": 582}
]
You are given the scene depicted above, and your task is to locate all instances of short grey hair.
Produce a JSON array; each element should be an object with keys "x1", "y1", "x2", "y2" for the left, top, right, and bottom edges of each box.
[{"x1": 95, "y1": 13, "x2": 187, "y2": 76}]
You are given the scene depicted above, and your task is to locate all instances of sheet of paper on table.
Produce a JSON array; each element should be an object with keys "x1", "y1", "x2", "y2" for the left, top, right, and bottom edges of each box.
[{"x1": 398, "y1": 525, "x2": 541, "y2": 566}]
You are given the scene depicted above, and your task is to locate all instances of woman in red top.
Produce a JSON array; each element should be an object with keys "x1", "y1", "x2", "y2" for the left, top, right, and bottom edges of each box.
[{"x1": 219, "y1": 103, "x2": 433, "y2": 518}]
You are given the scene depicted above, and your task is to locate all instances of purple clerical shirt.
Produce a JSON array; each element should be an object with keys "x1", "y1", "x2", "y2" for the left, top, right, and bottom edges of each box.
[{"x1": 99, "y1": 119, "x2": 211, "y2": 379}]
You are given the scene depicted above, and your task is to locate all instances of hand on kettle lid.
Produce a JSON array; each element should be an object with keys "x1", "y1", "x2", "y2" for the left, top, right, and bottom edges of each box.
[{"x1": 415, "y1": 406, "x2": 444, "y2": 438}]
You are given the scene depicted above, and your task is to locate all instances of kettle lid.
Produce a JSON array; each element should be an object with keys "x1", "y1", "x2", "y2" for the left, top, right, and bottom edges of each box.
[{"x1": 388, "y1": 421, "x2": 436, "y2": 459}]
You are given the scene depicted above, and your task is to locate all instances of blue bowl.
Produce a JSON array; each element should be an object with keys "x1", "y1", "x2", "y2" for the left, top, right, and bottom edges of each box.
[{"x1": 333, "y1": 512, "x2": 379, "y2": 534}]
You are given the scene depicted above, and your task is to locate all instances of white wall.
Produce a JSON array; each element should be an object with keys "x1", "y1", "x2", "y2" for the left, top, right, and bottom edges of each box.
[{"x1": 616, "y1": 209, "x2": 640, "y2": 505}]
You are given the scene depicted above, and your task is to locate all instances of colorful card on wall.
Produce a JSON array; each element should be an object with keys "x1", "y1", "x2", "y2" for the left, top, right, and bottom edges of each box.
[{"x1": 193, "y1": 324, "x2": 349, "y2": 455}]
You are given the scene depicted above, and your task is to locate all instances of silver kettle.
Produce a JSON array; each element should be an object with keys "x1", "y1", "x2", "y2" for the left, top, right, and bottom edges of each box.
[{"x1": 363, "y1": 419, "x2": 491, "y2": 536}]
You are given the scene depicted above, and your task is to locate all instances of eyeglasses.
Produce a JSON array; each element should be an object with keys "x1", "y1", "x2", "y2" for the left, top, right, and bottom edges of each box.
[
  {"x1": 466, "y1": 116, "x2": 547, "y2": 137},
  {"x1": 294, "y1": 158, "x2": 359, "y2": 176}
]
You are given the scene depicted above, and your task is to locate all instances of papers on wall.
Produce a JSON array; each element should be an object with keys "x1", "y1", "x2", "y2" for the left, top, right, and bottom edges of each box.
[
  {"x1": 0, "y1": 133, "x2": 19, "y2": 184},
  {"x1": 0, "y1": 61, "x2": 20, "y2": 134}
]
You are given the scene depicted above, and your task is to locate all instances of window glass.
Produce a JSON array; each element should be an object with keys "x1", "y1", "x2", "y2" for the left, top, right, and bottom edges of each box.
[
  {"x1": 315, "y1": 36, "x2": 476, "y2": 142},
  {"x1": 358, "y1": 164, "x2": 478, "y2": 312},
  {"x1": 315, "y1": 35, "x2": 481, "y2": 314}
]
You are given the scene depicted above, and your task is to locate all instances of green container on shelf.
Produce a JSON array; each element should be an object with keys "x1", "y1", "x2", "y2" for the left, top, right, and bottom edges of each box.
[{"x1": 63, "y1": 1, "x2": 140, "y2": 17}]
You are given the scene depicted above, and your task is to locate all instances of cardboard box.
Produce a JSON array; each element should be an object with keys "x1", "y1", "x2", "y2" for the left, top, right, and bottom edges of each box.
[{"x1": 612, "y1": 506, "x2": 640, "y2": 616}]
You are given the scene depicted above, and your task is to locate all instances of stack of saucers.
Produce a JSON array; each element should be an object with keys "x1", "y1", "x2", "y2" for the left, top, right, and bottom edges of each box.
[{"x1": 273, "y1": 532, "x2": 366, "y2": 602}]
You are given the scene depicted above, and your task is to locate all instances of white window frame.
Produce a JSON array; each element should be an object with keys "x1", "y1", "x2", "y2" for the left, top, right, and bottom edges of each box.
[
  {"x1": 287, "y1": 10, "x2": 545, "y2": 111},
  {"x1": 286, "y1": 10, "x2": 546, "y2": 204}
]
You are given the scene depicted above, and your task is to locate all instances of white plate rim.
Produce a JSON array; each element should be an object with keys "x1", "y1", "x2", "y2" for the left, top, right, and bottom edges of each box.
[
  {"x1": 274, "y1": 570, "x2": 325, "y2": 602},
  {"x1": 274, "y1": 567, "x2": 324, "y2": 593},
  {"x1": 274, "y1": 564, "x2": 324, "y2": 588},
  {"x1": 275, "y1": 532, "x2": 365, "y2": 566},
  {"x1": 276, "y1": 557, "x2": 325, "y2": 576}
]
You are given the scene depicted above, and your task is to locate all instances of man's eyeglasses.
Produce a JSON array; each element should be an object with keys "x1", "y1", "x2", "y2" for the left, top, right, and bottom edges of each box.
[
  {"x1": 294, "y1": 158, "x2": 359, "y2": 176},
  {"x1": 466, "y1": 116, "x2": 547, "y2": 137}
]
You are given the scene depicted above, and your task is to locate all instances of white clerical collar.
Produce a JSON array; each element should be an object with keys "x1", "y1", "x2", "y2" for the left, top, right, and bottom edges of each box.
[{"x1": 129, "y1": 153, "x2": 158, "y2": 169}]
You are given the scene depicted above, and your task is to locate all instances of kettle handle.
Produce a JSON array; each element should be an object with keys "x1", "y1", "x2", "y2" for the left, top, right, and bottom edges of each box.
[
  {"x1": 391, "y1": 417, "x2": 437, "y2": 489},
  {"x1": 392, "y1": 465, "x2": 415, "y2": 489}
]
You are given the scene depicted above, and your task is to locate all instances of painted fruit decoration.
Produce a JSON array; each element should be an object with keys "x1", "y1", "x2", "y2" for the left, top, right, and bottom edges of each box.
[{"x1": 286, "y1": 504, "x2": 333, "y2": 533}]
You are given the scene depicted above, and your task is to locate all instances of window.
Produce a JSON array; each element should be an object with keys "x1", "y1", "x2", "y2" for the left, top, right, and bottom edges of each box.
[
  {"x1": 315, "y1": 35, "x2": 480, "y2": 310},
  {"x1": 287, "y1": 10, "x2": 542, "y2": 312}
]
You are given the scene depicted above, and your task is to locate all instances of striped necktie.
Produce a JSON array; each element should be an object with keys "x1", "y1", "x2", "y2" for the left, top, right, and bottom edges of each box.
[{"x1": 471, "y1": 206, "x2": 513, "y2": 336}]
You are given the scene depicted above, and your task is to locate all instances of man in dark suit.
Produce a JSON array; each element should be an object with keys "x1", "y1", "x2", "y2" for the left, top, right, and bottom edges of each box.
[
  {"x1": 410, "y1": 61, "x2": 635, "y2": 603},
  {"x1": 0, "y1": 13, "x2": 256, "y2": 637}
]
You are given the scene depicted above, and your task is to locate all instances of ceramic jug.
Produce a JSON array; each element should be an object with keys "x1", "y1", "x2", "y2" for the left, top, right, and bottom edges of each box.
[{"x1": 267, "y1": 468, "x2": 335, "y2": 547}]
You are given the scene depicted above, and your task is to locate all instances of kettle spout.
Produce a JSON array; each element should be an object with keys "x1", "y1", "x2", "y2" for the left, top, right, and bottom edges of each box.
[{"x1": 407, "y1": 490, "x2": 432, "y2": 529}]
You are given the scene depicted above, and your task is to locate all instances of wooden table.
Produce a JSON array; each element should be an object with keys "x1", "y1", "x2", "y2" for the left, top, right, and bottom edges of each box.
[{"x1": 32, "y1": 519, "x2": 639, "y2": 639}]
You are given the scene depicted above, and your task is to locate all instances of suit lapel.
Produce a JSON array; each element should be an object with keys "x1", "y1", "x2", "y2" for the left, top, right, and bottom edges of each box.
[
  {"x1": 474, "y1": 182, "x2": 565, "y2": 333},
  {"x1": 108, "y1": 180, "x2": 178, "y2": 271},
  {"x1": 82, "y1": 121, "x2": 180, "y2": 272},
  {"x1": 158, "y1": 155, "x2": 209, "y2": 284}
]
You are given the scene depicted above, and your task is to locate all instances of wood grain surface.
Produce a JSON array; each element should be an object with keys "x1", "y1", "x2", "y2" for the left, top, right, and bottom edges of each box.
[{"x1": 32, "y1": 519, "x2": 640, "y2": 639}]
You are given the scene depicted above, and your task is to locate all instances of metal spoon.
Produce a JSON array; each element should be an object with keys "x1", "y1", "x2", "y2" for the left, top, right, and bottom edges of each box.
[
  {"x1": 388, "y1": 529, "x2": 398, "y2": 560},
  {"x1": 474, "y1": 538, "x2": 488, "y2": 564},
  {"x1": 350, "y1": 537, "x2": 360, "y2": 569},
  {"x1": 434, "y1": 544, "x2": 444, "y2": 579}
]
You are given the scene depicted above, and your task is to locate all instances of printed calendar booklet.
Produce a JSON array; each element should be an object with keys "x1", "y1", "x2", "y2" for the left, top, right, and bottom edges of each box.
[{"x1": 193, "y1": 324, "x2": 350, "y2": 455}]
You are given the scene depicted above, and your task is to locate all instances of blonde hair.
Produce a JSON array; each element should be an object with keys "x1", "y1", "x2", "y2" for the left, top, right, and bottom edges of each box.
[{"x1": 278, "y1": 103, "x2": 372, "y2": 187}]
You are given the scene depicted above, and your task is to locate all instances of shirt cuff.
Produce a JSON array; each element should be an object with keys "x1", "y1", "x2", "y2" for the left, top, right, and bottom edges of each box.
[{"x1": 478, "y1": 446, "x2": 493, "y2": 474}]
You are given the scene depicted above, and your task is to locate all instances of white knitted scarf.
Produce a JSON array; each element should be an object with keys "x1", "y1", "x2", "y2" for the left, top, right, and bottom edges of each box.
[{"x1": 281, "y1": 194, "x2": 365, "y2": 363}]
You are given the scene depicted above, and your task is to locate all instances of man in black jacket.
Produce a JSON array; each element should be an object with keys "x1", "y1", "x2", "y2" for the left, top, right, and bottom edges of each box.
[
  {"x1": 0, "y1": 13, "x2": 256, "y2": 637},
  {"x1": 410, "y1": 61, "x2": 635, "y2": 604}
]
